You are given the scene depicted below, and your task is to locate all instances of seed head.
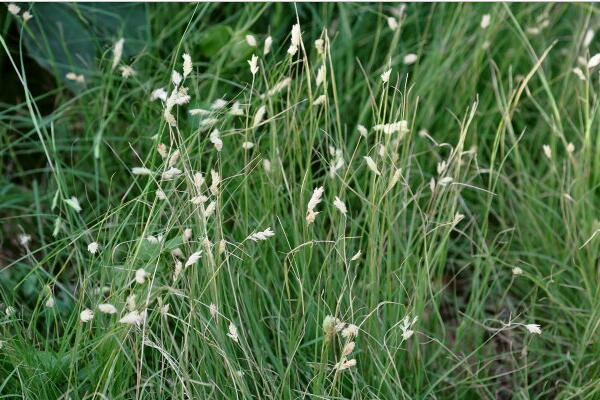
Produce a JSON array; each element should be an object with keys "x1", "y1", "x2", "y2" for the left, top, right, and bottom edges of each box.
[
  {"x1": 98, "y1": 303, "x2": 118, "y2": 314},
  {"x1": 248, "y1": 54, "x2": 259, "y2": 76},
  {"x1": 182, "y1": 53, "x2": 193, "y2": 78},
  {"x1": 80, "y1": 308, "x2": 94, "y2": 322},
  {"x1": 112, "y1": 38, "x2": 124, "y2": 70}
]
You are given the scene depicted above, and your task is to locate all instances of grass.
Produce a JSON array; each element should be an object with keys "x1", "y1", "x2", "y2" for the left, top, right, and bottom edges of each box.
[{"x1": 1, "y1": 2, "x2": 600, "y2": 399}]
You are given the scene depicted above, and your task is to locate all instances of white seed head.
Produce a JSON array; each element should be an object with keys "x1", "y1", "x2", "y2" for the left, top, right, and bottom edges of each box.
[
  {"x1": 162, "y1": 167, "x2": 182, "y2": 180},
  {"x1": 119, "y1": 310, "x2": 143, "y2": 325},
  {"x1": 135, "y1": 268, "x2": 147, "y2": 284},
  {"x1": 342, "y1": 323, "x2": 359, "y2": 338},
  {"x1": 336, "y1": 358, "x2": 357, "y2": 371},
  {"x1": 182, "y1": 53, "x2": 193, "y2": 78},
  {"x1": 157, "y1": 143, "x2": 168, "y2": 159},
  {"x1": 183, "y1": 228, "x2": 193, "y2": 243},
  {"x1": 307, "y1": 186, "x2": 324, "y2": 216},
  {"x1": 263, "y1": 36, "x2": 273, "y2": 55},
  {"x1": 566, "y1": 142, "x2": 575, "y2": 154},
  {"x1": 209, "y1": 303, "x2": 218, "y2": 317},
  {"x1": 403, "y1": 53, "x2": 418, "y2": 65},
  {"x1": 381, "y1": 68, "x2": 392, "y2": 83},
  {"x1": 525, "y1": 323, "x2": 542, "y2": 334},
  {"x1": 132, "y1": 167, "x2": 152, "y2": 175},
  {"x1": 542, "y1": 144, "x2": 552, "y2": 159},
  {"x1": 64, "y1": 196, "x2": 82, "y2": 213},
  {"x1": 185, "y1": 251, "x2": 203, "y2": 267},
  {"x1": 210, "y1": 169, "x2": 220, "y2": 195},
  {"x1": 248, "y1": 54, "x2": 259, "y2": 76},
  {"x1": 316, "y1": 64, "x2": 326, "y2": 87},
  {"x1": 171, "y1": 70, "x2": 182, "y2": 86},
  {"x1": 80, "y1": 308, "x2": 94, "y2": 322},
  {"x1": 18, "y1": 233, "x2": 31, "y2": 247},
  {"x1": 253, "y1": 105, "x2": 267, "y2": 128},
  {"x1": 387, "y1": 16, "x2": 399, "y2": 31},
  {"x1": 230, "y1": 101, "x2": 244, "y2": 116},
  {"x1": 438, "y1": 176, "x2": 453, "y2": 186},
  {"x1": 584, "y1": 28, "x2": 595, "y2": 48},
  {"x1": 572, "y1": 67, "x2": 586, "y2": 81},
  {"x1": 7, "y1": 3, "x2": 20, "y2": 16},
  {"x1": 315, "y1": 38, "x2": 325, "y2": 55},
  {"x1": 204, "y1": 201, "x2": 216, "y2": 218},
  {"x1": 342, "y1": 341, "x2": 355, "y2": 356},
  {"x1": 112, "y1": 38, "x2": 124, "y2": 70},
  {"x1": 373, "y1": 120, "x2": 409, "y2": 135},
  {"x1": 245, "y1": 34, "x2": 257, "y2": 47},
  {"x1": 45, "y1": 296, "x2": 55, "y2": 308},
  {"x1": 87, "y1": 242, "x2": 99, "y2": 254},
  {"x1": 512, "y1": 267, "x2": 523, "y2": 276},
  {"x1": 168, "y1": 150, "x2": 180, "y2": 167},
  {"x1": 357, "y1": 124, "x2": 368, "y2": 137},
  {"x1": 66, "y1": 72, "x2": 85, "y2": 83},
  {"x1": 210, "y1": 129, "x2": 223, "y2": 152},
  {"x1": 588, "y1": 53, "x2": 600, "y2": 69},
  {"x1": 227, "y1": 322, "x2": 239, "y2": 342},
  {"x1": 242, "y1": 141, "x2": 255, "y2": 150},
  {"x1": 247, "y1": 227, "x2": 275, "y2": 242},
  {"x1": 333, "y1": 196, "x2": 347, "y2": 215},
  {"x1": 363, "y1": 156, "x2": 380, "y2": 175},
  {"x1": 314, "y1": 94, "x2": 327, "y2": 106},
  {"x1": 119, "y1": 65, "x2": 136, "y2": 78},
  {"x1": 263, "y1": 158, "x2": 272, "y2": 173},
  {"x1": 173, "y1": 260, "x2": 183, "y2": 282},
  {"x1": 98, "y1": 303, "x2": 118, "y2": 314},
  {"x1": 480, "y1": 14, "x2": 491, "y2": 29},
  {"x1": 211, "y1": 98, "x2": 227, "y2": 110}
]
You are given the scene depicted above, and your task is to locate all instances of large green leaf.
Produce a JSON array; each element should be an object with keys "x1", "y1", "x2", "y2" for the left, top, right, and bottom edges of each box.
[{"x1": 21, "y1": 3, "x2": 149, "y2": 92}]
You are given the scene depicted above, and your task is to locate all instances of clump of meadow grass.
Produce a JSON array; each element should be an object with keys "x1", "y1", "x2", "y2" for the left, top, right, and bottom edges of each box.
[{"x1": 1, "y1": 2, "x2": 600, "y2": 399}]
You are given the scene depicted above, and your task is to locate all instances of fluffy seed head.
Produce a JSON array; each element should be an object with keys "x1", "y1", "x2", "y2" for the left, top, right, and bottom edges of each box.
[
  {"x1": 542, "y1": 144, "x2": 552, "y2": 159},
  {"x1": 253, "y1": 105, "x2": 267, "y2": 128},
  {"x1": 363, "y1": 156, "x2": 380, "y2": 175},
  {"x1": 387, "y1": 16, "x2": 398, "y2": 31},
  {"x1": 333, "y1": 196, "x2": 347, "y2": 215},
  {"x1": 248, "y1": 54, "x2": 259, "y2": 76},
  {"x1": 64, "y1": 196, "x2": 82, "y2": 213},
  {"x1": 87, "y1": 242, "x2": 99, "y2": 254},
  {"x1": 80, "y1": 308, "x2": 94, "y2": 322},
  {"x1": 227, "y1": 323, "x2": 239, "y2": 342},
  {"x1": 135, "y1": 268, "x2": 147, "y2": 284},
  {"x1": 336, "y1": 359, "x2": 357, "y2": 371},
  {"x1": 247, "y1": 227, "x2": 275, "y2": 242},
  {"x1": 403, "y1": 53, "x2": 418, "y2": 65},
  {"x1": 245, "y1": 34, "x2": 257, "y2": 47},
  {"x1": 7, "y1": 3, "x2": 20, "y2": 15},
  {"x1": 525, "y1": 323, "x2": 542, "y2": 334},
  {"x1": 171, "y1": 70, "x2": 182, "y2": 86},
  {"x1": 342, "y1": 323, "x2": 359, "y2": 338},
  {"x1": 480, "y1": 14, "x2": 491, "y2": 29},
  {"x1": 185, "y1": 251, "x2": 203, "y2": 267},
  {"x1": 119, "y1": 310, "x2": 143, "y2": 325},
  {"x1": 381, "y1": 68, "x2": 392, "y2": 83},
  {"x1": 263, "y1": 36, "x2": 273, "y2": 55},
  {"x1": 112, "y1": 38, "x2": 124, "y2": 70},
  {"x1": 98, "y1": 303, "x2": 118, "y2": 314},
  {"x1": 588, "y1": 53, "x2": 600, "y2": 69},
  {"x1": 182, "y1": 53, "x2": 193, "y2": 78}
]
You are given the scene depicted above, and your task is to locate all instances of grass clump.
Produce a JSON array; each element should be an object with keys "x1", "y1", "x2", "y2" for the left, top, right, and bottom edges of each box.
[{"x1": 1, "y1": 3, "x2": 600, "y2": 399}]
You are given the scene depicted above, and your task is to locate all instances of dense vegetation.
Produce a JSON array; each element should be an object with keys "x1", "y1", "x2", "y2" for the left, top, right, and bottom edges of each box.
[{"x1": 1, "y1": 3, "x2": 599, "y2": 399}]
